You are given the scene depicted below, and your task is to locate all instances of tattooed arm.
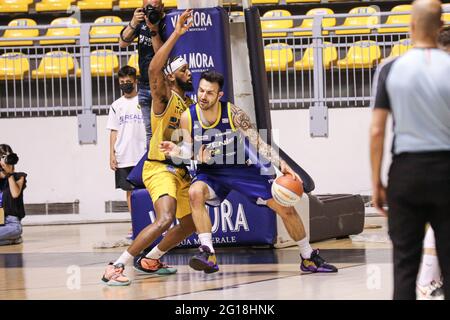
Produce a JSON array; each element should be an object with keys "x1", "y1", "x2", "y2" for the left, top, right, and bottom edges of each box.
[{"x1": 230, "y1": 104, "x2": 301, "y2": 180}]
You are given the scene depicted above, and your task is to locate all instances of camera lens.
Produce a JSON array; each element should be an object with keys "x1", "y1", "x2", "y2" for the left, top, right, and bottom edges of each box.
[
  {"x1": 145, "y1": 5, "x2": 162, "y2": 25},
  {"x1": 5, "y1": 153, "x2": 19, "y2": 166}
]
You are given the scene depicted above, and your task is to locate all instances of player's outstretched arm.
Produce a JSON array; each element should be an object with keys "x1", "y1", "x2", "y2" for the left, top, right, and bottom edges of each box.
[
  {"x1": 230, "y1": 104, "x2": 301, "y2": 180},
  {"x1": 159, "y1": 110, "x2": 193, "y2": 160},
  {"x1": 149, "y1": 9, "x2": 193, "y2": 115}
]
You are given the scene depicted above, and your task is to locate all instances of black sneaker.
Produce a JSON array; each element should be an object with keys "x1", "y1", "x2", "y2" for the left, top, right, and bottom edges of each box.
[
  {"x1": 189, "y1": 245, "x2": 219, "y2": 274},
  {"x1": 300, "y1": 249, "x2": 338, "y2": 273},
  {"x1": 133, "y1": 256, "x2": 177, "y2": 275}
]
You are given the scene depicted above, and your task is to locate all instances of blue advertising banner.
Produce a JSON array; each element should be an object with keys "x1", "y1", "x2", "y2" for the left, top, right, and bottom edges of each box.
[
  {"x1": 131, "y1": 188, "x2": 277, "y2": 248},
  {"x1": 163, "y1": 7, "x2": 234, "y2": 102}
]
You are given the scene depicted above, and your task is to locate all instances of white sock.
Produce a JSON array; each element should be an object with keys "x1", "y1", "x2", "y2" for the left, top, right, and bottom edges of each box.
[
  {"x1": 423, "y1": 227, "x2": 436, "y2": 248},
  {"x1": 297, "y1": 237, "x2": 313, "y2": 259},
  {"x1": 145, "y1": 245, "x2": 166, "y2": 260},
  {"x1": 198, "y1": 233, "x2": 215, "y2": 253},
  {"x1": 114, "y1": 250, "x2": 134, "y2": 266},
  {"x1": 417, "y1": 254, "x2": 441, "y2": 287}
]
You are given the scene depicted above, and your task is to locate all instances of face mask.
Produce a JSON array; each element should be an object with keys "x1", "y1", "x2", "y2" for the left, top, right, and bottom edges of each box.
[{"x1": 120, "y1": 83, "x2": 135, "y2": 94}]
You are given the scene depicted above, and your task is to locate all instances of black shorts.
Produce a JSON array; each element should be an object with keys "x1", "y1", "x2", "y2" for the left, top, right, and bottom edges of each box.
[{"x1": 115, "y1": 167, "x2": 135, "y2": 191}]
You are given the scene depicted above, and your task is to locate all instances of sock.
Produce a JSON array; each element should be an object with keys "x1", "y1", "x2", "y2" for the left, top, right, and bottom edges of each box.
[
  {"x1": 423, "y1": 227, "x2": 436, "y2": 248},
  {"x1": 297, "y1": 237, "x2": 313, "y2": 259},
  {"x1": 114, "y1": 250, "x2": 134, "y2": 266},
  {"x1": 417, "y1": 254, "x2": 441, "y2": 287},
  {"x1": 198, "y1": 233, "x2": 215, "y2": 253},
  {"x1": 145, "y1": 245, "x2": 166, "y2": 260}
]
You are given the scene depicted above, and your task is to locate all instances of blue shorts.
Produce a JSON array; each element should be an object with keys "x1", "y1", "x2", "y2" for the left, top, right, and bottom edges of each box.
[{"x1": 192, "y1": 165, "x2": 276, "y2": 206}]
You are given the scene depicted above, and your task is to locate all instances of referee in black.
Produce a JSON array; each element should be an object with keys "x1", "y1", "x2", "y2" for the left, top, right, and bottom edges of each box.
[{"x1": 370, "y1": 0, "x2": 450, "y2": 300}]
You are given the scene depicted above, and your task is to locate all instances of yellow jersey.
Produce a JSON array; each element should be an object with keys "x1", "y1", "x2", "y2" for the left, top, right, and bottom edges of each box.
[{"x1": 147, "y1": 90, "x2": 194, "y2": 162}]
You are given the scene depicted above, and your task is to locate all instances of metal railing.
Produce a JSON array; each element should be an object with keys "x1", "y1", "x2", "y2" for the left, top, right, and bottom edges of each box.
[
  {"x1": 261, "y1": 8, "x2": 449, "y2": 110},
  {"x1": 0, "y1": 21, "x2": 136, "y2": 117},
  {"x1": 0, "y1": 7, "x2": 449, "y2": 117}
]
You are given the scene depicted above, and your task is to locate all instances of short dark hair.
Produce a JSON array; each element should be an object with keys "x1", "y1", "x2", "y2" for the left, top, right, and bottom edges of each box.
[
  {"x1": 200, "y1": 70, "x2": 224, "y2": 90},
  {"x1": 118, "y1": 65, "x2": 137, "y2": 79},
  {"x1": 438, "y1": 25, "x2": 450, "y2": 48}
]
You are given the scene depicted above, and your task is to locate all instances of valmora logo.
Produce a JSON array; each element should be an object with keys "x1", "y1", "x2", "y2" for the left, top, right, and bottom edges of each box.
[
  {"x1": 149, "y1": 199, "x2": 249, "y2": 234},
  {"x1": 180, "y1": 52, "x2": 215, "y2": 69},
  {"x1": 171, "y1": 11, "x2": 213, "y2": 29}
]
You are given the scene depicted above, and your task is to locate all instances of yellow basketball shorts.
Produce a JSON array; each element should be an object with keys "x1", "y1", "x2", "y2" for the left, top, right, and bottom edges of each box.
[{"x1": 142, "y1": 160, "x2": 191, "y2": 219}]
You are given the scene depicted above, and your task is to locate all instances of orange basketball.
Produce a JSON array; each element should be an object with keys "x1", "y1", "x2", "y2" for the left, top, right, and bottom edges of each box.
[{"x1": 271, "y1": 174, "x2": 304, "y2": 207}]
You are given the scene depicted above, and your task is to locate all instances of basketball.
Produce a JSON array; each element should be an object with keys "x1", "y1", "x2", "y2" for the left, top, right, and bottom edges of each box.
[{"x1": 271, "y1": 174, "x2": 304, "y2": 207}]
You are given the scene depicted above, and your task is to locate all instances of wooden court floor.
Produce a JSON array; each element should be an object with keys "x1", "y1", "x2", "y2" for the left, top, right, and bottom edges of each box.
[{"x1": 0, "y1": 217, "x2": 393, "y2": 300}]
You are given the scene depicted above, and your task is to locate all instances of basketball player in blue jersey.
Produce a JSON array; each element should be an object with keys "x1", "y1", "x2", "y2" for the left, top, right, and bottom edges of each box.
[{"x1": 160, "y1": 70, "x2": 337, "y2": 274}]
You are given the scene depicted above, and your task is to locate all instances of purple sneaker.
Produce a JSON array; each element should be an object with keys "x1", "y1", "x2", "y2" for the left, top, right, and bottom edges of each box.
[
  {"x1": 189, "y1": 245, "x2": 219, "y2": 274},
  {"x1": 301, "y1": 249, "x2": 338, "y2": 273}
]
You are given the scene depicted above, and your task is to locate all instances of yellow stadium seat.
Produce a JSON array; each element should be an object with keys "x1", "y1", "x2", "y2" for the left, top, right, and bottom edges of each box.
[
  {"x1": 77, "y1": 0, "x2": 113, "y2": 10},
  {"x1": 382, "y1": 38, "x2": 412, "y2": 62},
  {"x1": 32, "y1": 51, "x2": 75, "y2": 79},
  {"x1": 127, "y1": 52, "x2": 140, "y2": 76},
  {"x1": 118, "y1": 0, "x2": 141, "y2": 9},
  {"x1": 0, "y1": 19, "x2": 39, "y2": 46},
  {"x1": 40, "y1": 17, "x2": 80, "y2": 45},
  {"x1": 294, "y1": 8, "x2": 336, "y2": 36},
  {"x1": 335, "y1": 6, "x2": 379, "y2": 35},
  {"x1": 162, "y1": 0, "x2": 177, "y2": 8},
  {"x1": 337, "y1": 40, "x2": 381, "y2": 69},
  {"x1": 252, "y1": 0, "x2": 279, "y2": 4},
  {"x1": 0, "y1": 52, "x2": 29, "y2": 80},
  {"x1": 286, "y1": 0, "x2": 320, "y2": 3},
  {"x1": 378, "y1": 5, "x2": 411, "y2": 33},
  {"x1": 90, "y1": 16, "x2": 123, "y2": 44},
  {"x1": 264, "y1": 43, "x2": 293, "y2": 71},
  {"x1": 294, "y1": 42, "x2": 338, "y2": 70},
  {"x1": 230, "y1": 11, "x2": 243, "y2": 16},
  {"x1": 261, "y1": 10, "x2": 293, "y2": 37},
  {"x1": 443, "y1": 4, "x2": 450, "y2": 23},
  {"x1": 0, "y1": 0, "x2": 32, "y2": 13},
  {"x1": 35, "y1": 0, "x2": 73, "y2": 12},
  {"x1": 90, "y1": 50, "x2": 119, "y2": 77},
  {"x1": 223, "y1": 1, "x2": 239, "y2": 5}
]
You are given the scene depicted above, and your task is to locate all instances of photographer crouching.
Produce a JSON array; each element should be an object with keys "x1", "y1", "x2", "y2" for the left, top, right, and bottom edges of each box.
[
  {"x1": 119, "y1": 0, "x2": 167, "y2": 145},
  {"x1": 0, "y1": 144, "x2": 27, "y2": 246}
]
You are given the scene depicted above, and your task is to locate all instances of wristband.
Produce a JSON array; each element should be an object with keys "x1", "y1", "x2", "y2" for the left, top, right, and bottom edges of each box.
[{"x1": 120, "y1": 28, "x2": 134, "y2": 43}]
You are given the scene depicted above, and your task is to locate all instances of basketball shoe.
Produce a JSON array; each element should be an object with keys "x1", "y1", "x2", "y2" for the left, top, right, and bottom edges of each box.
[
  {"x1": 134, "y1": 256, "x2": 177, "y2": 275},
  {"x1": 101, "y1": 262, "x2": 131, "y2": 286},
  {"x1": 300, "y1": 249, "x2": 338, "y2": 273},
  {"x1": 417, "y1": 280, "x2": 444, "y2": 300},
  {"x1": 189, "y1": 245, "x2": 219, "y2": 274}
]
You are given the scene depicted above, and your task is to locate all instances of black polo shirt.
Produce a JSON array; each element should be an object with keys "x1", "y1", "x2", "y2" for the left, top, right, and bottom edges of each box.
[
  {"x1": 0, "y1": 172, "x2": 27, "y2": 220},
  {"x1": 124, "y1": 19, "x2": 167, "y2": 88}
]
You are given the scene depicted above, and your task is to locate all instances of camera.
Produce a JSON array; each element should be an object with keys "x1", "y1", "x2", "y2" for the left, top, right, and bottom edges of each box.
[
  {"x1": 0, "y1": 153, "x2": 19, "y2": 172},
  {"x1": 143, "y1": 4, "x2": 162, "y2": 25}
]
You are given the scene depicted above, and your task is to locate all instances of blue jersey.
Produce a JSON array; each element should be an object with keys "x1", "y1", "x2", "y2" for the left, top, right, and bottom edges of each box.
[
  {"x1": 188, "y1": 101, "x2": 247, "y2": 170},
  {"x1": 188, "y1": 101, "x2": 277, "y2": 206}
]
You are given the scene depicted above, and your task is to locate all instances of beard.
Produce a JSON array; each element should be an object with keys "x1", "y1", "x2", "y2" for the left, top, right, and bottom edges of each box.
[
  {"x1": 176, "y1": 78, "x2": 194, "y2": 92},
  {"x1": 198, "y1": 98, "x2": 219, "y2": 110}
]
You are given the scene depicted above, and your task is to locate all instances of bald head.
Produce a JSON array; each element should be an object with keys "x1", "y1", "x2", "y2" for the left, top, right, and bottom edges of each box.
[{"x1": 411, "y1": 0, "x2": 443, "y2": 45}]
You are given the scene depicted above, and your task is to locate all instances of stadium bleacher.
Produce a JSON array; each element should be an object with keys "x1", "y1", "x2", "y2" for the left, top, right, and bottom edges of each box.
[
  {"x1": 1, "y1": 0, "x2": 449, "y2": 114},
  {"x1": 0, "y1": 19, "x2": 39, "y2": 46}
]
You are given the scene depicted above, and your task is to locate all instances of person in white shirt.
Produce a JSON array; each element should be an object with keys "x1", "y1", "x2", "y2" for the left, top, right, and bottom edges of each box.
[{"x1": 106, "y1": 66, "x2": 146, "y2": 237}]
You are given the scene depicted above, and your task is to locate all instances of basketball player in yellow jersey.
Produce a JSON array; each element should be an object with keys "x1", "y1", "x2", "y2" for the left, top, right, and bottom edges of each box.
[{"x1": 101, "y1": 9, "x2": 196, "y2": 286}]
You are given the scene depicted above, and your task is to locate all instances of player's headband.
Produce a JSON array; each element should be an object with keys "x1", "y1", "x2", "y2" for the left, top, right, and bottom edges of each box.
[{"x1": 163, "y1": 56, "x2": 188, "y2": 75}]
